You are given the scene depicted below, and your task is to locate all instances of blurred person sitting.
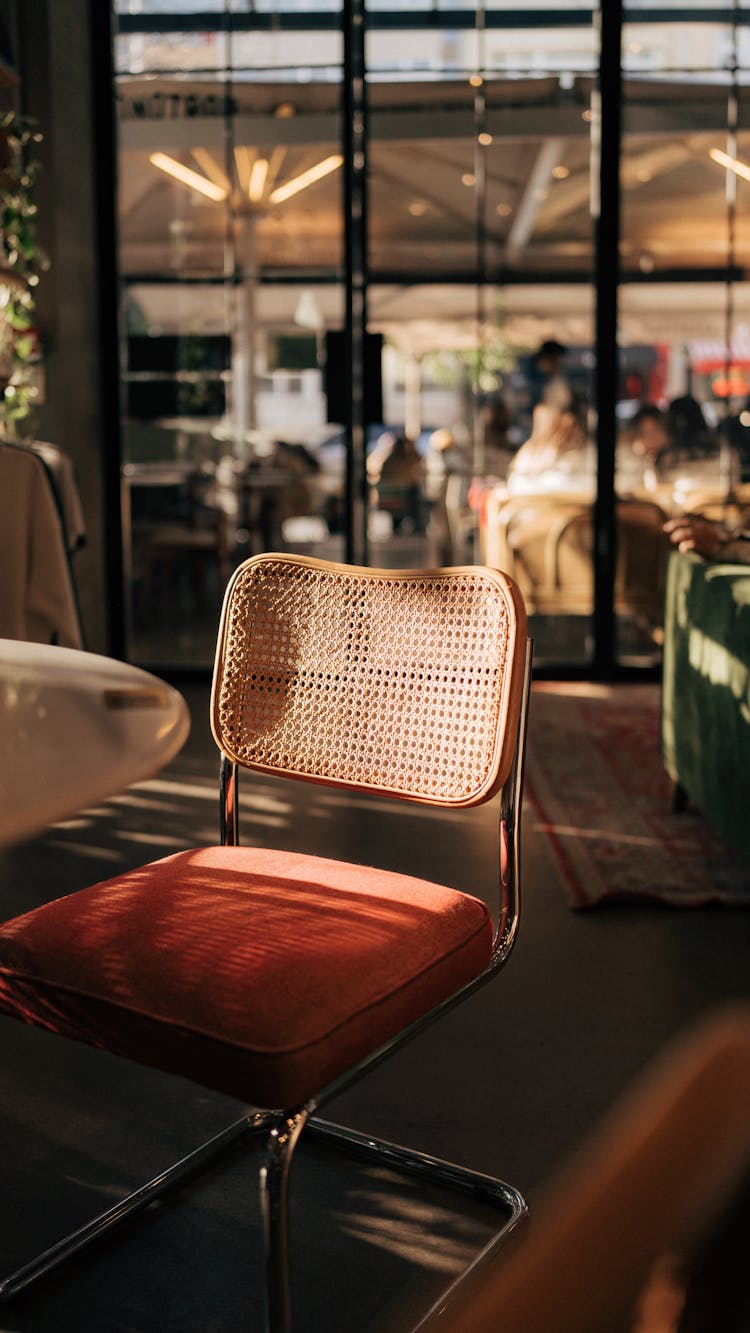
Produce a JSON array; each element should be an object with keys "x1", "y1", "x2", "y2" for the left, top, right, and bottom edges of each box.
[
  {"x1": 365, "y1": 429, "x2": 398, "y2": 484},
  {"x1": 616, "y1": 404, "x2": 671, "y2": 494},
  {"x1": 662, "y1": 394, "x2": 741, "y2": 496},
  {"x1": 423, "y1": 426, "x2": 468, "y2": 498},
  {"x1": 506, "y1": 391, "x2": 594, "y2": 496},
  {"x1": 526, "y1": 337, "x2": 569, "y2": 408},
  {"x1": 511, "y1": 338, "x2": 570, "y2": 442},
  {"x1": 665, "y1": 395, "x2": 716, "y2": 458},
  {"x1": 367, "y1": 431, "x2": 424, "y2": 533},
  {"x1": 424, "y1": 425, "x2": 466, "y2": 510}
]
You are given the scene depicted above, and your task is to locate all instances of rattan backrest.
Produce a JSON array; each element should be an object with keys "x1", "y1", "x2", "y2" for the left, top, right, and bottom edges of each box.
[{"x1": 211, "y1": 554, "x2": 527, "y2": 807}]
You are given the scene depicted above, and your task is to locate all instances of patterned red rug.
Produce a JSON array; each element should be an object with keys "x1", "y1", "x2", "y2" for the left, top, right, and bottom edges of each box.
[{"x1": 525, "y1": 681, "x2": 750, "y2": 909}]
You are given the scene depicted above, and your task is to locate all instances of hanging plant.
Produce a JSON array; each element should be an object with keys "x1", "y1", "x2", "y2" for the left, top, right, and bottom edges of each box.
[{"x1": 0, "y1": 110, "x2": 48, "y2": 433}]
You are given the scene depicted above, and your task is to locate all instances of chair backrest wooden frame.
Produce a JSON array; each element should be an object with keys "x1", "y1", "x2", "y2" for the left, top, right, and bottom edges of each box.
[{"x1": 211, "y1": 555, "x2": 532, "y2": 1040}]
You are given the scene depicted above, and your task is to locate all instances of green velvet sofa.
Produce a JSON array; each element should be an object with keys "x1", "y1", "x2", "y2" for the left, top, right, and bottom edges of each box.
[{"x1": 661, "y1": 549, "x2": 750, "y2": 867}]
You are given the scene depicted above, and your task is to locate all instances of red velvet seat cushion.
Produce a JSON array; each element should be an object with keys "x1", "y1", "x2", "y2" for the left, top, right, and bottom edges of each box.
[{"x1": 0, "y1": 846, "x2": 493, "y2": 1108}]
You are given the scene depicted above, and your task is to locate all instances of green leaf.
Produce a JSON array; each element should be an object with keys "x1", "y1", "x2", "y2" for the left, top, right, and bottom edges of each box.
[{"x1": 14, "y1": 334, "x2": 35, "y2": 360}]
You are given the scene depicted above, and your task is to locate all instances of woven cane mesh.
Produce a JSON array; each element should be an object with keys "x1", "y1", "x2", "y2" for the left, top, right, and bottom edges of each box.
[{"x1": 213, "y1": 557, "x2": 518, "y2": 806}]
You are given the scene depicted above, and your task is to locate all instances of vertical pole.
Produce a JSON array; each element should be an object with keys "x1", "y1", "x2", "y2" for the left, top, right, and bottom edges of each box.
[
  {"x1": 592, "y1": 0, "x2": 622, "y2": 678},
  {"x1": 473, "y1": 2, "x2": 487, "y2": 478},
  {"x1": 404, "y1": 353, "x2": 422, "y2": 441},
  {"x1": 89, "y1": 0, "x2": 126, "y2": 658},
  {"x1": 343, "y1": 0, "x2": 368, "y2": 565},
  {"x1": 721, "y1": 0, "x2": 739, "y2": 491},
  {"x1": 233, "y1": 215, "x2": 257, "y2": 449},
  {"x1": 226, "y1": 9, "x2": 256, "y2": 458}
]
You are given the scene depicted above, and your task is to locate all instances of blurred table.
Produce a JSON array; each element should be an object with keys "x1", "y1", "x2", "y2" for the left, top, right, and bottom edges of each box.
[
  {"x1": 0, "y1": 640, "x2": 190, "y2": 846},
  {"x1": 123, "y1": 460, "x2": 195, "y2": 487}
]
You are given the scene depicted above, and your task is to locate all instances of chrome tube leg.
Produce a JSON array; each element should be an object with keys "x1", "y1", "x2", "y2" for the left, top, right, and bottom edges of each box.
[
  {"x1": 0, "y1": 1113, "x2": 273, "y2": 1302},
  {"x1": 259, "y1": 1110, "x2": 308, "y2": 1333}
]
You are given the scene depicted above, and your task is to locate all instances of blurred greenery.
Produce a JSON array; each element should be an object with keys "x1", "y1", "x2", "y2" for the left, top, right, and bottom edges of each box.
[
  {"x1": 421, "y1": 301, "x2": 517, "y2": 394},
  {"x1": 0, "y1": 110, "x2": 49, "y2": 434}
]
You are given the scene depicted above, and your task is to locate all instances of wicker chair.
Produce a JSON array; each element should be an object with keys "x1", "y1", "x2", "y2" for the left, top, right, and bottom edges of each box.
[
  {"x1": 0, "y1": 553, "x2": 532, "y2": 1332},
  {"x1": 491, "y1": 494, "x2": 669, "y2": 625}
]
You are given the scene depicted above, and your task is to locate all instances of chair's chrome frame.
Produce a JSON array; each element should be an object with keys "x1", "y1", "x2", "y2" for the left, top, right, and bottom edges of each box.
[{"x1": 1, "y1": 640, "x2": 533, "y2": 1333}]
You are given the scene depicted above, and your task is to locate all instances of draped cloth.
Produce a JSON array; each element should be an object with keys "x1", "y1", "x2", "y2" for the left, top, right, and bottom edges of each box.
[
  {"x1": 0, "y1": 441, "x2": 83, "y2": 649},
  {"x1": 30, "y1": 440, "x2": 87, "y2": 555}
]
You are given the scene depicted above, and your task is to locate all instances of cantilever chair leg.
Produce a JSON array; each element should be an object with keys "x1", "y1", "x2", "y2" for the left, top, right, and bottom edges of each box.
[
  {"x1": 0, "y1": 1107, "x2": 527, "y2": 1328},
  {"x1": 308, "y1": 1118, "x2": 527, "y2": 1224},
  {"x1": 257, "y1": 1113, "x2": 527, "y2": 1333},
  {"x1": 306, "y1": 1120, "x2": 527, "y2": 1333},
  {"x1": 260, "y1": 1110, "x2": 310, "y2": 1333},
  {"x1": 0, "y1": 1112, "x2": 281, "y2": 1304}
]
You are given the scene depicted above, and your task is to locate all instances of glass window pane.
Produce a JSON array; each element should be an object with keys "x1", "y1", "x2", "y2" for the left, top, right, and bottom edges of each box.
[
  {"x1": 623, "y1": 17, "x2": 736, "y2": 75},
  {"x1": 621, "y1": 119, "x2": 733, "y2": 273},
  {"x1": 484, "y1": 77, "x2": 594, "y2": 276},
  {"x1": 116, "y1": 8, "x2": 345, "y2": 668},
  {"x1": 366, "y1": 10, "x2": 597, "y2": 663},
  {"x1": 368, "y1": 82, "x2": 478, "y2": 274},
  {"x1": 618, "y1": 16, "x2": 743, "y2": 665},
  {"x1": 115, "y1": 4, "x2": 716, "y2": 673}
]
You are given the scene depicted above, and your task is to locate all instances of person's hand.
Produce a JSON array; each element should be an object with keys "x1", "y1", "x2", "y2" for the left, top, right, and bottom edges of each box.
[{"x1": 663, "y1": 515, "x2": 730, "y2": 558}]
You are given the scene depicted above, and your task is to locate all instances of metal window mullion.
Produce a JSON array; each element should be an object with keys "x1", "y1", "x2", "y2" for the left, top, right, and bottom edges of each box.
[
  {"x1": 343, "y1": 0, "x2": 369, "y2": 567},
  {"x1": 592, "y1": 0, "x2": 622, "y2": 678}
]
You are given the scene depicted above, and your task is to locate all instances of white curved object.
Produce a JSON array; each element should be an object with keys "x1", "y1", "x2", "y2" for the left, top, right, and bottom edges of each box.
[{"x1": 0, "y1": 639, "x2": 190, "y2": 846}]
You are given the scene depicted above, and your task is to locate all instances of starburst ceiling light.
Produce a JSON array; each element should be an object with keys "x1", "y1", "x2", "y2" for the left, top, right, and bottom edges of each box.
[
  {"x1": 151, "y1": 148, "x2": 343, "y2": 210},
  {"x1": 248, "y1": 156, "x2": 269, "y2": 203},
  {"x1": 149, "y1": 152, "x2": 227, "y2": 202},
  {"x1": 191, "y1": 147, "x2": 231, "y2": 195},
  {"x1": 233, "y1": 144, "x2": 253, "y2": 193},
  {"x1": 268, "y1": 154, "x2": 343, "y2": 205},
  {"x1": 709, "y1": 147, "x2": 750, "y2": 184}
]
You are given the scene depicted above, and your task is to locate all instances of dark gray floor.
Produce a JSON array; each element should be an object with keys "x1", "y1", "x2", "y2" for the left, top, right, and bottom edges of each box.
[{"x1": 1, "y1": 682, "x2": 749, "y2": 1330}]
